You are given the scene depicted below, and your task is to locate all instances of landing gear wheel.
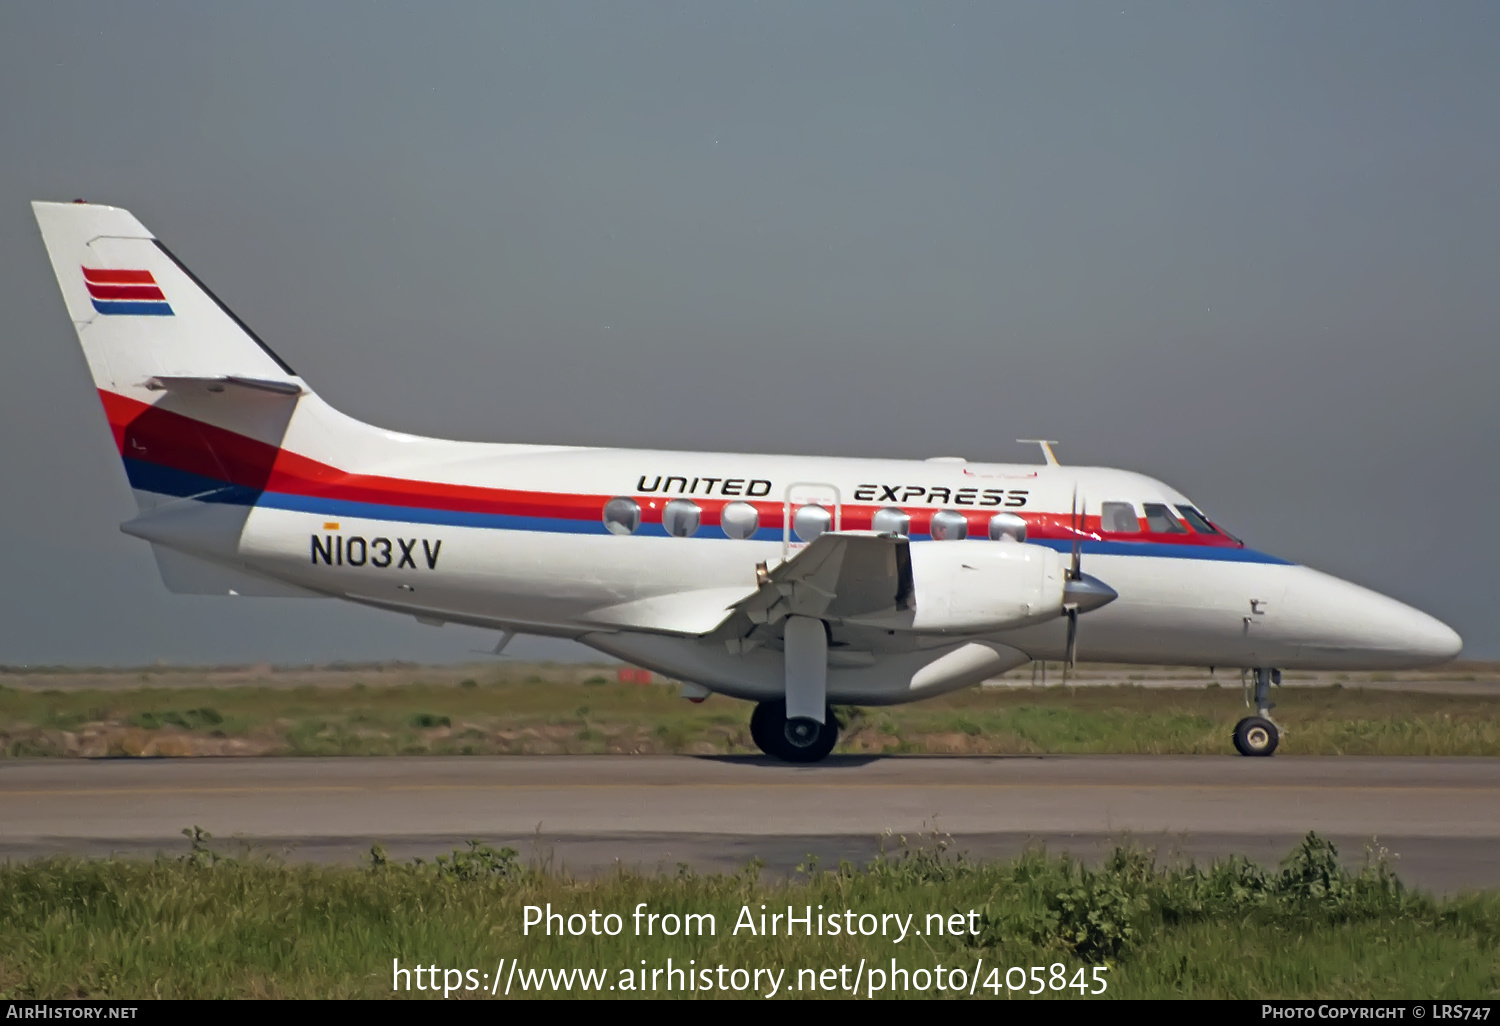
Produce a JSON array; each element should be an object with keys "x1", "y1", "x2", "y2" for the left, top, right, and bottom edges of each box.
[
  {"x1": 781, "y1": 714, "x2": 838, "y2": 764},
  {"x1": 748, "y1": 700, "x2": 839, "y2": 763},
  {"x1": 1233, "y1": 715, "x2": 1279, "y2": 757},
  {"x1": 749, "y1": 701, "x2": 783, "y2": 757}
]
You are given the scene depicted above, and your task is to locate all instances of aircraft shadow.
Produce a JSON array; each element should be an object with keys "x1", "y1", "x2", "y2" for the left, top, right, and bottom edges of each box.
[{"x1": 694, "y1": 753, "x2": 1043, "y2": 768}]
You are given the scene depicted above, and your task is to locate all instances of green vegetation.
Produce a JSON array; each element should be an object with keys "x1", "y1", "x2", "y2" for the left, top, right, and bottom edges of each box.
[
  {"x1": 1, "y1": 671, "x2": 1496, "y2": 757},
  {"x1": 0, "y1": 831, "x2": 1495, "y2": 998}
]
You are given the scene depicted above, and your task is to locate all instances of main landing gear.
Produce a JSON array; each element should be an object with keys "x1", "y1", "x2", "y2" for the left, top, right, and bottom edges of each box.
[
  {"x1": 1233, "y1": 667, "x2": 1281, "y2": 756},
  {"x1": 749, "y1": 699, "x2": 839, "y2": 763}
]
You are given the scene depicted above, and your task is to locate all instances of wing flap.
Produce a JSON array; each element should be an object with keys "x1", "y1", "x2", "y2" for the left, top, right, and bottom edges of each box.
[
  {"x1": 738, "y1": 532, "x2": 913, "y2": 625},
  {"x1": 578, "y1": 534, "x2": 913, "y2": 639}
]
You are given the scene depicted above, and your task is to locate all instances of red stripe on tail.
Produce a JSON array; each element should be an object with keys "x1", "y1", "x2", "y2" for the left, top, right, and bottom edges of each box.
[
  {"x1": 85, "y1": 282, "x2": 167, "y2": 301},
  {"x1": 81, "y1": 267, "x2": 157, "y2": 285}
]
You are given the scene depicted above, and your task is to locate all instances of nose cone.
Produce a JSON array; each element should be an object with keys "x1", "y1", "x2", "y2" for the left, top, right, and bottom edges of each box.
[
  {"x1": 1285, "y1": 568, "x2": 1463, "y2": 669},
  {"x1": 1402, "y1": 612, "x2": 1464, "y2": 664},
  {"x1": 1064, "y1": 572, "x2": 1118, "y2": 614},
  {"x1": 1392, "y1": 609, "x2": 1464, "y2": 666}
]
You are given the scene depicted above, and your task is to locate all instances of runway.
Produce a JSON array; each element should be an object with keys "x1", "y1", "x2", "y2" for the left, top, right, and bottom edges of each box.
[{"x1": 2, "y1": 755, "x2": 1497, "y2": 893}]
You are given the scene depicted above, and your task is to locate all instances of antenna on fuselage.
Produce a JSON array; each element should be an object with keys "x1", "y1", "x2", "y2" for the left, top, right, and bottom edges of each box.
[{"x1": 1017, "y1": 439, "x2": 1060, "y2": 466}]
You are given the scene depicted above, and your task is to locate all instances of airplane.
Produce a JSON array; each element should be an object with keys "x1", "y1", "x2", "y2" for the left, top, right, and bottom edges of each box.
[{"x1": 31, "y1": 200, "x2": 1463, "y2": 762}]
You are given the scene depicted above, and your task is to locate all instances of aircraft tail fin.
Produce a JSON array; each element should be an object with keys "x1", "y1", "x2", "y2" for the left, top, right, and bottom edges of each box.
[
  {"x1": 32, "y1": 200, "x2": 316, "y2": 510},
  {"x1": 32, "y1": 200, "x2": 301, "y2": 388}
]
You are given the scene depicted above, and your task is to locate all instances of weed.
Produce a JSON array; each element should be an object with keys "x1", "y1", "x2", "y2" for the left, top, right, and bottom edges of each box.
[
  {"x1": 869, "y1": 825, "x2": 971, "y2": 885},
  {"x1": 1276, "y1": 832, "x2": 1353, "y2": 904},
  {"x1": 430, "y1": 841, "x2": 521, "y2": 883},
  {"x1": 1037, "y1": 875, "x2": 1145, "y2": 959},
  {"x1": 1027, "y1": 847, "x2": 1155, "y2": 959},
  {"x1": 177, "y1": 826, "x2": 224, "y2": 869}
]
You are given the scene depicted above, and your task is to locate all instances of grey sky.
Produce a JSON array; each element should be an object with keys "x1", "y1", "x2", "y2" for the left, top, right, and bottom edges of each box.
[{"x1": 2, "y1": 2, "x2": 1496, "y2": 665}]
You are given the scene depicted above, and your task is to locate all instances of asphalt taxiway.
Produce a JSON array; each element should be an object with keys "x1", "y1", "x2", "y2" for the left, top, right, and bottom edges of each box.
[{"x1": 2, "y1": 755, "x2": 1496, "y2": 892}]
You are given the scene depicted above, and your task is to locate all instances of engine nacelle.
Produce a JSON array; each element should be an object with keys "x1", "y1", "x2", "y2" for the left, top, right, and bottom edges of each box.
[{"x1": 905, "y1": 540, "x2": 1067, "y2": 633}]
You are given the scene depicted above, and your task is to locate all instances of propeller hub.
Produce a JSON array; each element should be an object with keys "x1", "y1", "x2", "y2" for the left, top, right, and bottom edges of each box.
[{"x1": 1063, "y1": 573, "x2": 1118, "y2": 614}]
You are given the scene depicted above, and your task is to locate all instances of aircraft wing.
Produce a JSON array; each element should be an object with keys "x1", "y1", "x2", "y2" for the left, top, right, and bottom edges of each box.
[
  {"x1": 735, "y1": 531, "x2": 913, "y2": 625},
  {"x1": 580, "y1": 532, "x2": 913, "y2": 638}
]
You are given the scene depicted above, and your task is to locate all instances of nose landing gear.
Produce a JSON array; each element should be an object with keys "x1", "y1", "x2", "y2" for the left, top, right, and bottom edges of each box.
[
  {"x1": 1233, "y1": 667, "x2": 1281, "y2": 756},
  {"x1": 1233, "y1": 715, "x2": 1279, "y2": 756},
  {"x1": 749, "y1": 699, "x2": 839, "y2": 763}
]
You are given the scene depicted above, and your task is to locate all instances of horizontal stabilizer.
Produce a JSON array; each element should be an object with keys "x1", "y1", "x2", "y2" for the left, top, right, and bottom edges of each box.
[
  {"x1": 145, "y1": 375, "x2": 304, "y2": 396},
  {"x1": 151, "y1": 546, "x2": 322, "y2": 597}
]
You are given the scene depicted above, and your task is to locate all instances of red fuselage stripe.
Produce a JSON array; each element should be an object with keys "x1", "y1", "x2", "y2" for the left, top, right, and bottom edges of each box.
[{"x1": 96, "y1": 389, "x2": 1241, "y2": 546}]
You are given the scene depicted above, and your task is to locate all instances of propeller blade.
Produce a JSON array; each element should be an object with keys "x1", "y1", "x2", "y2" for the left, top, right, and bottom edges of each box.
[
  {"x1": 1065, "y1": 606, "x2": 1079, "y2": 670},
  {"x1": 1068, "y1": 490, "x2": 1083, "y2": 581}
]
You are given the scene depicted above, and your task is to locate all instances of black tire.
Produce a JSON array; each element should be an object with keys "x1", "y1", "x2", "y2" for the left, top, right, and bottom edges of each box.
[
  {"x1": 749, "y1": 701, "x2": 784, "y2": 757},
  {"x1": 1233, "y1": 715, "x2": 1279, "y2": 757},
  {"x1": 780, "y1": 707, "x2": 839, "y2": 763},
  {"x1": 748, "y1": 700, "x2": 839, "y2": 762}
]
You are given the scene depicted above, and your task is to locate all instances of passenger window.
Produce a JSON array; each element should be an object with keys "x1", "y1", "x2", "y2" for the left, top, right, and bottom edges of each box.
[
  {"x1": 1100, "y1": 502, "x2": 1140, "y2": 533},
  {"x1": 871, "y1": 507, "x2": 911, "y2": 536},
  {"x1": 602, "y1": 497, "x2": 641, "y2": 536},
  {"x1": 793, "y1": 503, "x2": 832, "y2": 542},
  {"x1": 988, "y1": 512, "x2": 1026, "y2": 542},
  {"x1": 662, "y1": 499, "x2": 701, "y2": 538},
  {"x1": 1175, "y1": 505, "x2": 1220, "y2": 535},
  {"x1": 1142, "y1": 503, "x2": 1187, "y2": 533},
  {"x1": 720, "y1": 501, "x2": 760, "y2": 540},
  {"x1": 930, "y1": 510, "x2": 968, "y2": 541}
]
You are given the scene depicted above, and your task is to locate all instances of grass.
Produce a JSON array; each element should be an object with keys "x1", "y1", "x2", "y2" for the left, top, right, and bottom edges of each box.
[
  {"x1": 1, "y1": 672, "x2": 1497, "y2": 757},
  {"x1": 0, "y1": 831, "x2": 1495, "y2": 998}
]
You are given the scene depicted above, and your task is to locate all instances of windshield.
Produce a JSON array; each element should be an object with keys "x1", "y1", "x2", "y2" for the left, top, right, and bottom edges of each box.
[
  {"x1": 1142, "y1": 503, "x2": 1187, "y2": 533},
  {"x1": 1175, "y1": 505, "x2": 1219, "y2": 535}
]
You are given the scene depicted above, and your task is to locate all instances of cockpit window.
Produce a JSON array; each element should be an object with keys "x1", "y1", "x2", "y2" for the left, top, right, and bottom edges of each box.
[
  {"x1": 1100, "y1": 502, "x2": 1140, "y2": 533},
  {"x1": 1142, "y1": 502, "x2": 1187, "y2": 533},
  {"x1": 1175, "y1": 505, "x2": 1220, "y2": 535}
]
